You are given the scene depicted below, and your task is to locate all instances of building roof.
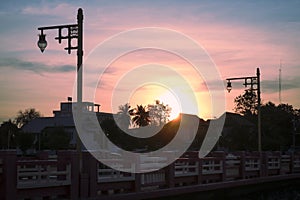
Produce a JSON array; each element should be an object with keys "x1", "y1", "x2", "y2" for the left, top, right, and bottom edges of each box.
[
  {"x1": 222, "y1": 112, "x2": 255, "y2": 127},
  {"x1": 22, "y1": 116, "x2": 75, "y2": 133},
  {"x1": 22, "y1": 101, "x2": 113, "y2": 133}
]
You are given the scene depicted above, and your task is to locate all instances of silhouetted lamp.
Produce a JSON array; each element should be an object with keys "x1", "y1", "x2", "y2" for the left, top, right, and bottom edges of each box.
[
  {"x1": 37, "y1": 8, "x2": 84, "y2": 171},
  {"x1": 225, "y1": 68, "x2": 261, "y2": 152},
  {"x1": 226, "y1": 81, "x2": 232, "y2": 93},
  {"x1": 37, "y1": 34, "x2": 47, "y2": 53}
]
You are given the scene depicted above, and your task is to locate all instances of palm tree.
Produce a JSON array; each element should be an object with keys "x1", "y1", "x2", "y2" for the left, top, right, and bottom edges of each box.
[
  {"x1": 116, "y1": 103, "x2": 131, "y2": 129},
  {"x1": 130, "y1": 105, "x2": 151, "y2": 127}
]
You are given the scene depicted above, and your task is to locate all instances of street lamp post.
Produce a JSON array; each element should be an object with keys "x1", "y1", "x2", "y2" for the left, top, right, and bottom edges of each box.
[
  {"x1": 37, "y1": 8, "x2": 84, "y2": 158},
  {"x1": 226, "y1": 68, "x2": 262, "y2": 152},
  {"x1": 37, "y1": 8, "x2": 83, "y2": 104}
]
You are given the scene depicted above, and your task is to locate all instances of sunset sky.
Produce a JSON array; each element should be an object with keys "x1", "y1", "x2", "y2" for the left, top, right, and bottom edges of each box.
[{"x1": 0, "y1": 0, "x2": 300, "y2": 123}]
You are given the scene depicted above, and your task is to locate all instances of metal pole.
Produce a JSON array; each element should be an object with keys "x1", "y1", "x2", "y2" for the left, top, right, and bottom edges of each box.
[
  {"x1": 76, "y1": 8, "x2": 83, "y2": 169},
  {"x1": 37, "y1": 7, "x2": 84, "y2": 171},
  {"x1": 257, "y1": 68, "x2": 262, "y2": 152},
  {"x1": 77, "y1": 8, "x2": 83, "y2": 104},
  {"x1": 7, "y1": 129, "x2": 10, "y2": 149},
  {"x1": 292, "y1": 118, "x2": 296, "y2": 151}
]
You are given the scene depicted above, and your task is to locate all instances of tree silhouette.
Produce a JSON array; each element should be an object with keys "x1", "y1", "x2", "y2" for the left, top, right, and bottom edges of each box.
[
  {"x1": 148, "y1": 100, "x2": 171, "y2": 126},
  {"x1": 15, "y1": 108, "x2": 41, "y2": 128},
  {"x1": 130, "y1": 105, "x2": 151, "y2": 127},
  {"x1": 234, "y1": 89, "x2": 257, "y2": 116},
  {"x1": 232, "y1": 96, "x2": 300, "y2": 151},
  {"x1": 16, "y1": 132, "x2": 34, "y2": 155},
  {"x1": 40, "y1": 127, "x2": 71, "y2": 150},
  {"x1": 116, "y1": 103, "x2": 132, "y2": 129},
  {"x1": 261, "y1": 102, "x2": 298, "y2": 150},
  {"x1": 0, "y1": 120, "x2": 19, "y2": 149}
]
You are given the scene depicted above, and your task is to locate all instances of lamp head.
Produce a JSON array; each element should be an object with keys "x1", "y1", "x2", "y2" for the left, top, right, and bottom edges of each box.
[
  {"x1": 226, "y1": 81, "x2": 232, "y2": 93},
  {"x1": 37, "y1": 34, "x2": 47, "y2": 53}
]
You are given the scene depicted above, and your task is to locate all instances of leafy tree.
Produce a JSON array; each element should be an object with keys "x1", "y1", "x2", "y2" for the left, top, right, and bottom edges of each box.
[
  {"x1": 41, "y1": 127, "x2": 71, "y2": 150},
  {"x1": 278, "y1": 103, "x2": 295, "y2": 115},
  {"x1": 0, "y1": 120, "x2": 19, "y2": 149},
  {"x1": 116, "y1": 103, "x2": 132, "y2": 129},
  {"x1": 14, "y1": 108, "x2": 41, "y2": 128},
  {"x1": 233, "y1": 86, "x2": 300, "y2": 150},
  {"x1": 261, "y1": 102, "x2": 296, "y2": 150},
  {"x1": 130, "y1": 105, "x2": 151, "y2": 127},
  {"x1": 218, "y1": 114, "x2": 257, "y2": 151},
  {"x1": 233, "y1": 95, "x2": 300, "y2": 151},
  {"x1": 16, "y1": 132, "x2": 34, "y2": 155},
  {"x1": 148, "y1": 100, "x2": 171, "y2": 126},
  {"x1": 234, "y1": 89, "x2": 257, "y2": 116},
  {"x1": 128, "y1": 101, "x2": 172, "y2": 127}
]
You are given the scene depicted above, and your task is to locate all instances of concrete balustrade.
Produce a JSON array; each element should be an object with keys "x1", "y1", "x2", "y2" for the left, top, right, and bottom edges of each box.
[{"x1": 1, "y1": 150, "x2": 300, "y2": 200}]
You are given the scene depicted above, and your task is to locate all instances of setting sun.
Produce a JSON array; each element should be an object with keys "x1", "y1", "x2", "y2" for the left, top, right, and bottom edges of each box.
[
  {"x1": 127, "y1": 82, "x2": 187, "y2": 123},
  {"x1": 158, "y1": 90, "x2": 181, "y2": 121}
]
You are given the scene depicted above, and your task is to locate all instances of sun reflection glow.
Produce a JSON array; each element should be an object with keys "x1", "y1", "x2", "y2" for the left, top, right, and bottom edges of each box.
[
  {"x1": 158, "y1": 90, "x2": 181, "y2": 121},
  {"x1": 129, "y1": 84, "x2": 182, "y2": 122}
]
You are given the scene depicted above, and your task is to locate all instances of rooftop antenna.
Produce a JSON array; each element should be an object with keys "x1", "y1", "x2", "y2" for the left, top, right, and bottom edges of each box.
[{"x1": 279, "y1": 60, "x2": 282, "y2": 104}]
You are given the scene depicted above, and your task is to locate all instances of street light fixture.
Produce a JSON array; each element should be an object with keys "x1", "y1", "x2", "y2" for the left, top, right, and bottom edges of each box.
[
  {"x1": 37, "y1": 33, "x2": 47, "y2": 53},
  {"x1": 226, "y1": 81, "x2": 232, "y2": 93},
  {"x1": 37, "y1": 8, "x2": 83, "y2": 104},
  {"x1": 226, "y1": 68, "x2": 262, "y2": 152}
]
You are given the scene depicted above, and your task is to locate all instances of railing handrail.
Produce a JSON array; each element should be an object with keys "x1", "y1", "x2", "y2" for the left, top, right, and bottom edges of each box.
[{"x1": 1, "y1": 150, "x2": 300, "y2": 200}]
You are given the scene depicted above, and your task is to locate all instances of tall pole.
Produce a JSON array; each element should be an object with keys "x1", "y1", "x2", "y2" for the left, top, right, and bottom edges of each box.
[
  {"x1": 37, "y1": 8, "x2": 85, "y2": 171},
  {"x1": 226, "y1": 67, "x2": 262, "y2": 152},
  {"x1": 257, "y1": 68, "x2": 261, "y2": 152},
  {"x1": 292, "y1": 118, "x2": 296, "y2": 151},
  {"x1": 76, "y1": 8, "x2": 83, "y2": 168},
  {"x1": 77, "y1": 8, "x2": 83, "y2": 104}
]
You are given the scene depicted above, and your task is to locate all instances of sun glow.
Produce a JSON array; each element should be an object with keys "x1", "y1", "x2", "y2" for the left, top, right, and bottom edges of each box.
[
  {"x1": 128, "y1": 84, "x2": 182, "y2": 122},
  {"x1": 158, "y1": 90, "x2": 181, "y2": 121}
]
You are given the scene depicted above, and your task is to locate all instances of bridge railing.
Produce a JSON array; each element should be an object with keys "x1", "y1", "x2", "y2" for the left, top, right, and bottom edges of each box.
[
  {"x1": 0, "y1": 150, "x2": 79, "y2": 200},
  {"x1": 225, "y1": 154, "x2": 241, "y2": 180},
  {"x1": 17, "y1": 160, "x2": 71, "y2": 189},
  {"x1": 174, "y1": 158, "x2": 199, "y2": 177},
  {"x1": 1, "y1": 150, "x2": 300, "y2": 200},
  {"x1": 280, "y1": 154, "x2": 291, "y2": 174},
  {"x1": 90, "y1": 151, "x2": 300, "y2": 196},
  {"x1": 293, "y1": 154, "x2": 300, "y2": 173}
]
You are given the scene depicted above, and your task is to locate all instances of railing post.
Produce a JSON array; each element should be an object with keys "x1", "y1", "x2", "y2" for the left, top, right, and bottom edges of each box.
[
  {"x1": 235, "y1": 151, "x2": 246, "y2": 179},
  {"x1": 165, "y1": 163, "x2": 174, "y2": 188},
  {"x1": 83, "y1": 152, "x2": 97, "y2": 198},
  {"x1": 276, "y1": 151, "x2": 281, "y2": 175},
  {"x1": 210, "y1": 151, "x2": 226, "y2": 181},
  {"x1": 198, "y1": 158, "x2": 203, "y2": 184},
  {"x1": 134, "y1": 155, "x2": 141, "y2": 192},
  {"x1": 290, "y1": 152, "x2": 295, "y2": 173},
  {"x1": 241, "y1": 152, "x2": 246, "y2": 179},
  {"x1": 80, "y1": 173, "x2": 89, "y2": 198},
  {"x1": 221, "y1": 152, "x2": 226, "y2": 182},
  {"x1": 134, "y1": 173, "x2": 142, "y2": 192},
  {"x1": 0, "y1": 150, "x2": 17, "y2": 200},
  {"x1": 70, "y1": 151, "x2": 79, "y2": 200},
  {"x1": 58, "y1": 150, "x2": 79, "y2": 200},
  {"x1": 261, "y1": 152, "x2": 267, "y2": 177},
  {"x1": 80, "y1": 151, "x2": 90, "y2": 198}
]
